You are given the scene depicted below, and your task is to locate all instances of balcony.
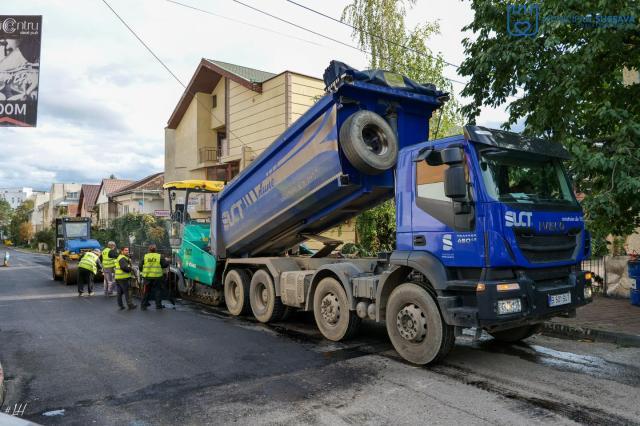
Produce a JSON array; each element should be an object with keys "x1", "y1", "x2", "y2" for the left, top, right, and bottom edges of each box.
[{"x1": 198, "y1": 147, "x2": 217, "y2": 164}]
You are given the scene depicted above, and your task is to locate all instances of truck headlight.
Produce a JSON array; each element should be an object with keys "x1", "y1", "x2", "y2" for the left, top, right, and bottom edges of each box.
[
  {"x1": 497, "y1": 298, "x2": 522, "y2": 315},
  {"x1": 584, "y1": 285, "x2": 593, "y2": 299}
]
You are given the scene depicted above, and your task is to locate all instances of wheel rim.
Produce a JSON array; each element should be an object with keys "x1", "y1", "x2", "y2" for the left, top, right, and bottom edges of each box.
[
  {"x1": 253, "y1": 282, "x2": 269, "y2": 312},
  {"x1": 396, "y1": 303, "x2": 427, "y2": 343},
  {"x1": 228, "y1": 280, "x2": 240, "y2": 307},
  {"x1": 361, "y1": 124, "x2": 389, "y2": 156},
  {"x1": 320, "y1": 292, "x2": 340, "y2": 326}
]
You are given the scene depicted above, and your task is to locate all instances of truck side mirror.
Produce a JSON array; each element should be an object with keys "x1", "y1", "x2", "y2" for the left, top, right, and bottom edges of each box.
[
  {"x1": 444, "y1": 165, "x2": 467, "y2": 199},
  {"x1": 441, "y1": 147, "x2": 463, "y2": 165}
]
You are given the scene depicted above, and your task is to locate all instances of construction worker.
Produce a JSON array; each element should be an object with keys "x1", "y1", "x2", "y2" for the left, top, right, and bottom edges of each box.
[
  {"x1": 101, "y1": 241, "x2": 117, "y2": 296},
  {"x1": 139, "y1": 244, "x2": 170, "y2": 310},
  {"x1": 78, "y1": 249, "x2": 102, "y2": 297},
  {"x1": 113, "y1": 247, "x2": 137, "y2": 310}
]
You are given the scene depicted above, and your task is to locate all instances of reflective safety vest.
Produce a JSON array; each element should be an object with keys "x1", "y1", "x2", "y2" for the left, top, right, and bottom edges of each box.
[
  {"x1": 102, "y1": 248, "x2": 116, "y2": 269},
  {"x1": 141, "y1": 253, "x2": 163, "y2": 278},
  {"x1": 78, "y1": 251, "x2": 99, "y2": 274},
  {"x1": 114, "y1": 254, "x2": 132, "y2": 280}
]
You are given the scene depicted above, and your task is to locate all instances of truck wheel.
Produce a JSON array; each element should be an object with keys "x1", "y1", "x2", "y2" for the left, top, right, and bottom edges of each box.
[
  {"x1": 313, "y1": 277, "x2": 360, "y2": 341},
  {"x1": 339, "y1": 110, "x2": 398, "y2": 175},
  {"x1": 249, "y1": 270, "x2": 284, "y2": 323},
  {"x1": 490, "y1": 325, "x2": 540, "y2": 343},
  {"x1": 386, "y1": 283, "x2": 455, "y2": 365},
  {"x1": 224, "y1": 269, "x2": 251, "y2": 316}
]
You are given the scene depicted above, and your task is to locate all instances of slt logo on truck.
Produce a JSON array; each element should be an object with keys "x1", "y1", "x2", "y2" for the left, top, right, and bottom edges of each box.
[{"x1": 505, "y1": 211, "x2": 532, "y2": 228}]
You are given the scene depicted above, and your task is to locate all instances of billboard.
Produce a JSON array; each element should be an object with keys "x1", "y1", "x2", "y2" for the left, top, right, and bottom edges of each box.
[{"x1": 0, "y1": 16, "x2": 42, "y2": 127}]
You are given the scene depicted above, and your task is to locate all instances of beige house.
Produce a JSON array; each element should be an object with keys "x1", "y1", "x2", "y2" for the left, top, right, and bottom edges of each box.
[
  {"x1": 29, "y1": 191, "x2": 50, "y2": 233},
  {"x1": 164, "y1": 59, "x2": 355, "y2": 246},
  {"x1": 94, "y1": 179, "x2": 134, "y2": 228},
  {"x1": 48, "y1": 183, "x2": 82, "y2": 226},
  {"x1": 110, "y1": 173, "x2": 165, "y2": 218}
]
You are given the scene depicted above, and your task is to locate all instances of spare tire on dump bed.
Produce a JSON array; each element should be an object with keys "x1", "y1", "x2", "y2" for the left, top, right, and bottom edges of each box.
[{"x1": 339, "y1": 110, "x2": 398, "y2": 175}]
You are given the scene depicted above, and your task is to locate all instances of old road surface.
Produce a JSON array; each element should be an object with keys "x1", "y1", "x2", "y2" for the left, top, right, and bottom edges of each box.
[{"x1": 1, "y1": 248, "x2": 639, "y2": 425}]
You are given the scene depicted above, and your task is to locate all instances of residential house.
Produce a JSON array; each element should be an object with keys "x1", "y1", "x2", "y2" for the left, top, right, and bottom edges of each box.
[
  {"x1": 0, "y1": 187, "x2": 33, "y2": 209},
  {"x1": 48, "y1": 183, "x2": 82, "y2": 226},
  {"x1": 164, "y1": 59, "x2": 355, "y2": 246},
  {"x1": 110, "y1": 172, "x2": 165, "y2": 218},
  {"x1": 77, "y1": 184, "x2": 100, "y2": 224},
  {"x1": 29, "y1": 191, "x2": 50, "y2": 233},
  {"x1": 94, "y1": 179, "x2": 134, "y2": 228}
]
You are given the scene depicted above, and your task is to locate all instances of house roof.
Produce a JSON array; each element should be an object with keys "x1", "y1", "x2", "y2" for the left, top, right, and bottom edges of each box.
[
  {"x1": 78, "y1": 184, "x2": 100, "y2": 214},
  {"x1": 99, "y1": 179, "x2": 135, "y2": 198},
  {"x1": 166, "y1": 58, "x2": 277, "y2": 129},
  {"x1": 206, "y1": 59, "x2": 277, "y2": 84},
  {"x1": 111, "y1": 172, "x2": 164, "y2": 197}
]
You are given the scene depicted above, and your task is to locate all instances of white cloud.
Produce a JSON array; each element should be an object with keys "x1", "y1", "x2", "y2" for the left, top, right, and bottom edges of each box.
[{"x1": 0, "y1": 0, "x2": 513, "y2": 190}]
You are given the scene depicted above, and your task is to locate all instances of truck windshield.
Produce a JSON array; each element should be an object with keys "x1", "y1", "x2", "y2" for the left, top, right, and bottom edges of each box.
[
  {"x1": 478, "y1": 148, "x2": 577, "y2": 207},
  {"x1": 65, "y1": 222, "x2": 89, "y2": 239}
]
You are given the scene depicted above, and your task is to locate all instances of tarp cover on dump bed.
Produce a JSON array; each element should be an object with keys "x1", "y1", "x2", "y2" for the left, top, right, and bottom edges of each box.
[{"x1": 323, "y1": 60, "x2": 446, "y2": 98}]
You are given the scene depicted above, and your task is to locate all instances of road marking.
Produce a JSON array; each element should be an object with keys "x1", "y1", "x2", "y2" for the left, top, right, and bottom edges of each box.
[
  {"x1": 0, "y1": 264, "x2": 48, "y2": 271},
  {"x1": 0, "y1": 293, "x2": 80, "y2": 302}
]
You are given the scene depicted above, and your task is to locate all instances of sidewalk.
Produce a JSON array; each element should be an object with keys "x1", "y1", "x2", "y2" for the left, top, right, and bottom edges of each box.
[{"x1": 543, "y1": 296, "x2": 640, "y2": 347}]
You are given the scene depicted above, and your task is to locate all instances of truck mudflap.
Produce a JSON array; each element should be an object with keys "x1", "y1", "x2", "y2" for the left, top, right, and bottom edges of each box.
[{"x1": 438, "y1": 271, "x2": 593, "y2": 331}]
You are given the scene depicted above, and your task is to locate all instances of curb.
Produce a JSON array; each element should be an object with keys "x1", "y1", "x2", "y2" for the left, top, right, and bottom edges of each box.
[
  {"x1": 542, "y1": 322, "x2": 640, "y2": 348},
  {"x1": 11, "y1": 248, "x2": 49, "y2": 257}
]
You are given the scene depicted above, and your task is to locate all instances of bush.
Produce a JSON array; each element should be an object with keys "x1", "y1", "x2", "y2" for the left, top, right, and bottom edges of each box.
[{"x1": 34, "y1": 228, "x2": 55, "y2": 248}]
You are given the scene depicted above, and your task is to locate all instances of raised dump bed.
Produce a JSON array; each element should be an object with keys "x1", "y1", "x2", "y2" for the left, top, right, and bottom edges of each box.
[{"x1": 211, "y1": 62, "x2": 448, "y2": 258}]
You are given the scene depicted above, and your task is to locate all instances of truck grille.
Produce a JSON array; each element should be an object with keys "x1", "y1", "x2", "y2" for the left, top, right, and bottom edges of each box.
[{"x1": 514, "y1": 230, "x2": 578, "y2": 263}]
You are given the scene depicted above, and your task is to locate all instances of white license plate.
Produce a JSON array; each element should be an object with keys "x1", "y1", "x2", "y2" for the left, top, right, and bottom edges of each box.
[{"x1": 548, "y1": 292, "x2": 571, "y2": 307}]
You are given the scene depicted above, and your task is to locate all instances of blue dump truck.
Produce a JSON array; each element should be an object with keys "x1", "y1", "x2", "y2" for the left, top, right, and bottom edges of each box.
[{"x1": 169, "y1": 61, "x2": 593, "y2": 365}]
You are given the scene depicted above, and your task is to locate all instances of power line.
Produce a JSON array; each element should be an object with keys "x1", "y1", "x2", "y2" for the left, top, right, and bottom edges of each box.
[
  {"x1": 285, "y1": 0, "x2": 462, "y2": 70},
  {"x1": 165, "y1": 0, "x2": 324, "y2": 47},
  {"x1": 100, "y1": 0, "x2": 254, "y2": 154},
  {"x1": 185, "y1": 0, "x2": 467, "y2": 87}
]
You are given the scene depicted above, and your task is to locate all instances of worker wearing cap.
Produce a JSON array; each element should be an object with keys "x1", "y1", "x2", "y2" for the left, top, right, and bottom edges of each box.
[
  {"x1": 101, "y1": 241, "x2": 117, "y2": 296},
  {"x1": 139, "y1": 244, "x2": 170, "y2": 310},
  {"x1": 78, "y1": 249, "x2": 102, "y2": 297},
  {"x1": 113, "y1": 247, "x2": 136, "y2": 310}
]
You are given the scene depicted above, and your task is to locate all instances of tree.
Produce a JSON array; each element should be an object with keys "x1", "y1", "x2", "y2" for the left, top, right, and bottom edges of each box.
[
  {"x1": 0, "y1": 199, "x2": 11, "y2": 238},
  {"x1": 341, "y1": 0, "x2": 464, "y2": 253},
  {"x1": 459, "y1": 1, "x2": 640, "y2": 243},
  {"x1": 8, "y1": 199, "x2": 34, "y2": 245},
  {"x1": 19, "y1": 222, "x2": 33, "y2": 244}
]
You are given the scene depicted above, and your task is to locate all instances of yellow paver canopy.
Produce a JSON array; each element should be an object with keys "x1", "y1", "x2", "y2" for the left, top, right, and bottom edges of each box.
[{"x1": 162, "y1": 180, "x2": 225, "y2": 193}]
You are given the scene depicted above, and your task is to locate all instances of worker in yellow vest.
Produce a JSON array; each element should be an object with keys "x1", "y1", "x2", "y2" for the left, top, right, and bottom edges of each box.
[
  {"x1": 78, "y1": 249, "x2": 102, "y2": 297},
  {"x1": 101, "y1": 241, "x2": 117, "y2": 296},
  {"x1": 113, "y1": 246, "x2": 136, "y2": 310},
  {"x1": 139, "y1": 244, "x2": 170, "y2": 310}
]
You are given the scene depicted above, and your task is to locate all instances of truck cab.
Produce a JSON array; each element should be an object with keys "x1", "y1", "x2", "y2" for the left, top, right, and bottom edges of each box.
[
  {"x1": 394, "y1": 126, "x2": 591, "y2": 334},
  {"x1": 51, "y1": 217, "x2": 101, "y2": 285}
]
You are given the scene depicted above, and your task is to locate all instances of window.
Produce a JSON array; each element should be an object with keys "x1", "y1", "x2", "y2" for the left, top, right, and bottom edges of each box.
[
  {"x1": 212, "y1": 95, "x2": 217, "y2": 108},
  {"x1": 416, "y1": 163, "x2": 448, "y2": 202},
  {"x1": 415, "y1": 156, "x2": 474, "y2": 231}
]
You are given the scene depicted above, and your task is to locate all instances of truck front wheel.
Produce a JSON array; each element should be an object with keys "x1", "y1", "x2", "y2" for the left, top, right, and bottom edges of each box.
[
  {"x1": 224, "y1": 269, "x2": 251, "y2": 316},
  {"x1": 386, "y1": 283, "x2": 455, "y2": 365},
  {"x1": 313, "y1": 277, "x2": 360, "y2": 341},
  {"x1": 250, "y1": 270, "x2": 284, "y2": 323},
  {"x1": 489, "y1": 325, "x2": 540, "y2": 343}
]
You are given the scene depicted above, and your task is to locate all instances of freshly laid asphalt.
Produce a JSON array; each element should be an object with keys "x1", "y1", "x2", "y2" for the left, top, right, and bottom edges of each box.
[{"x1": 1, "y1": 247, "x2": 640, "y2": 425}]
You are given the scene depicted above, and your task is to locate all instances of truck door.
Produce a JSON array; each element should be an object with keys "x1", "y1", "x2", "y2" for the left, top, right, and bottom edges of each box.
[{"x1": 411, "y1": 152, "x2": 482, "y2": 267}]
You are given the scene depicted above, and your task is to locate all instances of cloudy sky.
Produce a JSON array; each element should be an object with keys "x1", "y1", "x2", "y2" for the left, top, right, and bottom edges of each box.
[{"x1": 1, "y1": 0, "x2": 512, "y2": 191}]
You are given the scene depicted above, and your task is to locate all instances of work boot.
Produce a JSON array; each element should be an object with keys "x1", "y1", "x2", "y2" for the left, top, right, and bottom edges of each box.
[
  {"x1": 78, "y1": 292, "x2": 83, "y2": 297},
  {"x1": 118, "y1": 305, "x2": 125, "y2": 310},
  {"x1": 156, "y1": 305, "x2": 165, "y2": 310},
  {"x1": 88, "y1": 292, "x2": 94, "y2": 296},
  {"x1": 127, "y1": 304, "x2": 137, "y2": 310},
  {"x1": 141, "y1": 305, "x2": 147, "y2": 311}
]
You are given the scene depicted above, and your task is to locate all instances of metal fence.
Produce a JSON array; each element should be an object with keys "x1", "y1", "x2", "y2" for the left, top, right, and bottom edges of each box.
[{"x1": 581, "y1": 257, "x2": 607, "y2": 296}]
